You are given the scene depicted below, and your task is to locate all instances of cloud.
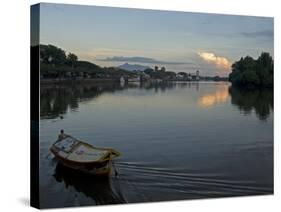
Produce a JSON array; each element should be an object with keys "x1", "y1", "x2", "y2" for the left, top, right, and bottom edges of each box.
[
  {"x1": 98, "y1": 56, "x2": 191, "y2": 65},
  {"x1": 197, "y1": 52, "x2": 231, "y2": 72},
  {"x1": 241, "y1": 29, "x2": 273, "y2": 38}
]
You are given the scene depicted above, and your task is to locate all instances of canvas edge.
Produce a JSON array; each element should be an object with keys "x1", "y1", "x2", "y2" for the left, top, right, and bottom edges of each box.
[{"x1": 30, "y1": 3, "x2": 40, "y2": 209}]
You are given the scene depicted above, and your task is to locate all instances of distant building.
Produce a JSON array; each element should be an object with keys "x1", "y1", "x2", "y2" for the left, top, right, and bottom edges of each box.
[
  {"x1": 120, "y1": 76, "x2": 125, "y2": 85},
  {"x1": 196, "y1": 70, "x2": 200, "y2": 81},
  {"x1": 154, "y1": 66, "x2": 159, "y2": 72}
]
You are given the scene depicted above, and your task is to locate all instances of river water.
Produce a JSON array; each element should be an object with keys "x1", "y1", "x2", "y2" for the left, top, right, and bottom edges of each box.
[{"x1": 39, "y1": 81, "x2": 273, "y2": 208}]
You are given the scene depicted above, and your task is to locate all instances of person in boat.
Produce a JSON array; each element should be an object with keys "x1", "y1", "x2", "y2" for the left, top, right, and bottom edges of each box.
[{"x1": 58, "y1": 129, "x2": 67, "y2": 140}]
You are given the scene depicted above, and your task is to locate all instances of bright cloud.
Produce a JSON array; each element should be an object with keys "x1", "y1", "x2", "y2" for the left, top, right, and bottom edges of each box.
[{"x1": 197, "y1": 52, "x2": 231, "y2": 72}]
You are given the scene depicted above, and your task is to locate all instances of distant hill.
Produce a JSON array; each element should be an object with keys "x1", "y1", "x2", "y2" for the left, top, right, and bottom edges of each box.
[{"x1": 118, "y1": 63, "x2": 150, "y2": 72}]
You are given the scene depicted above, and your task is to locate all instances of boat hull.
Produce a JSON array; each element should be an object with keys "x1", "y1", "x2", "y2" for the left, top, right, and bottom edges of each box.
[
  {"x1": 49, "y1": 135, "x2": 120, "y2": 177},
  {"x1": 50, "y1": 147, "x2": 112, "y2": 177}
]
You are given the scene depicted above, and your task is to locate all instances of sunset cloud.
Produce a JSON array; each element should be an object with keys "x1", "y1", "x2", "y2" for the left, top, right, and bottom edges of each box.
[{"x1": 197, "y1": 52, "x2": 231, "y2": 72}]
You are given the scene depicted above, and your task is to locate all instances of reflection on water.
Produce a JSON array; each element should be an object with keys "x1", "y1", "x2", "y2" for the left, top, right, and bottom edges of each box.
[
  {"x1": 40, "y1": 81, "x2": 183, "y2": 120},
  {"x1": 53, "y1": 164, "x2": 126, "y2": 205},
  {"x1": 41, "y1": 82, "x2": 273, "y2": 121},
  {"x1": 40, "y1": 83, "x2": 127, "y2": 119},
  {"x1": 39, "y1": 81, "x2": 273, "y2": 208},
  {"x1": 198, "y1": 84, "x2": 229, "y2": 107},
  {"x1": 229, "y1": 86, "x2": 273, "y2": 121}
]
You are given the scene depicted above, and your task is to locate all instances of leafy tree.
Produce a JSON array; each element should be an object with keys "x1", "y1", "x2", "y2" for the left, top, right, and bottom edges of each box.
[
  {"x1": 229, "y1": 52, "x2": 273, "y2": 87},
  {"x1": 144, "y1": 68, "x2": 154, "y2": 76},
  {"x1": 256, "y1": 52, "x2": 273, "y2": 86},
  {"x1": 67, "y1": 53, "x2": 78, "y2": 68},
  {"x1": 178, "y1": 72, "x2": 188, "y2": 77},
  {"x1": 165, "y1": 71, "x2": 176, "y2": 79},
  {"x1": 40, "y1": 44, "x2": 66, "y2": 65}
]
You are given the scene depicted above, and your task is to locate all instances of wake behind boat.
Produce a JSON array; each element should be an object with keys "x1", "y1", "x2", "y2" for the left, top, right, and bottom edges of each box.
[{"x1": 50, "y1": 135, "x2": 120, "y2": 176}]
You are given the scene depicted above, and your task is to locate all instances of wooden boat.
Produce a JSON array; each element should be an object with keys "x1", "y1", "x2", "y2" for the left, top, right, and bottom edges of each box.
[{"x1": 50, "y1": 135, "x2": 120, "y2": 176}]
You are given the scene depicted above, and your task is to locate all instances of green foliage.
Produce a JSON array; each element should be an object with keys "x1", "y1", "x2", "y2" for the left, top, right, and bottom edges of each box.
[
  {"x1": 144, "y1": 68, "x2": 154, "y2": 76},
  {"x1": 143, "y1": 68, "x2": 176, "y2": 79},
  {"x1": 66, "y1": 53, "x2": 78, "y2": 68},
  {"x1": 40, "y1": 44, "x2": 66, "y2": 65},
  {"x1": 229, "y1": 52, "x2": 273, "y2": 87},
  {"x1": 165, "y1": 71, "x2": 176, "y2": 78}
]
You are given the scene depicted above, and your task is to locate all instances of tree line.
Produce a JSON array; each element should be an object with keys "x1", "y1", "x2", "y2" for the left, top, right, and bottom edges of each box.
[
  {"x1": 229, "y1": 52, "x2": 273, "y2": 88},
  {"x1": 38, "y1": 44, "x2": 136, "y2": 79}
]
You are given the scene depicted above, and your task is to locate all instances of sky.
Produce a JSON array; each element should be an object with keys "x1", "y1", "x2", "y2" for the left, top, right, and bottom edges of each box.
[{"x1": 39, "y1": 3, "x2": 273, "y2": 77}]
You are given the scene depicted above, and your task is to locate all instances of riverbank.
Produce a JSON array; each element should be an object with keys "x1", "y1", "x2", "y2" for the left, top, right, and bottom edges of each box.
[{"x1": 40, "y1": 78, "x2": 230, "y2": 85}]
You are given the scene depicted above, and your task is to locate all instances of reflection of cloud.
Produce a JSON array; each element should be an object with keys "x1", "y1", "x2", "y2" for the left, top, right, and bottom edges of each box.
[
  {"x1": 98, "y1": 56, "x2": 191, "y2": 65},
  {"x1": 197, "y1": 52, "x2": 231, "y2": 72},
  {"x1": 198, "y1": 86, "x2": 229, "y2": 107}
]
